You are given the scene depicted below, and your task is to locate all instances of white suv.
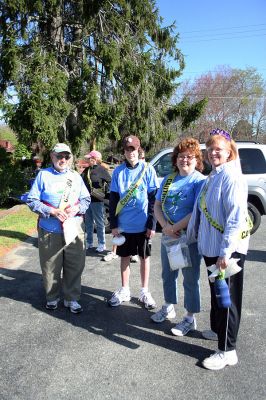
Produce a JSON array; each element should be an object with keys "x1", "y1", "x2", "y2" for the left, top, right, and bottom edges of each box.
[{"x1": 150, "y1": 142, "x2": 266, "y2": 234}]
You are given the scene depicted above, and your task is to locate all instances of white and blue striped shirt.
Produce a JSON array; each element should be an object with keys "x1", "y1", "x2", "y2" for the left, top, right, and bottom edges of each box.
[{"x1": 187, "y1": 160, "x2": 250, "y2": 258}]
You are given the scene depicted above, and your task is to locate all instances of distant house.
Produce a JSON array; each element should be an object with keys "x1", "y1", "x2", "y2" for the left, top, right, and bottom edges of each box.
[{"x1": 0, "y1": 140, "x2": 15, "y2": 153}]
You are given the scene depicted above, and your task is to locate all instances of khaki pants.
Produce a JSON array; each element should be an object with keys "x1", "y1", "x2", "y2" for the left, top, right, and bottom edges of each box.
[{"x1": 38, "y1": 219, "x2": 86, "y2": 301}]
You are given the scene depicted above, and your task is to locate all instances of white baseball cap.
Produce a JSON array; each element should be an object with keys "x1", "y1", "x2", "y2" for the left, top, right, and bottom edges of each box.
[{"x1": 52, "y1": 143, "x2": 72, "y2": 154}]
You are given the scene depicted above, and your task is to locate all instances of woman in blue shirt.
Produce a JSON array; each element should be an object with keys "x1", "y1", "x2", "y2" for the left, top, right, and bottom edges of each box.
[{"x1": 151, "y1": 138, "x2": 205, "y2": 337}]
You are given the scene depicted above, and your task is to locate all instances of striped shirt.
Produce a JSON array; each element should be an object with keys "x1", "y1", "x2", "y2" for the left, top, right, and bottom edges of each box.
[{"x1": 187, "y1": 159, "x2": 250, "y2": 258}]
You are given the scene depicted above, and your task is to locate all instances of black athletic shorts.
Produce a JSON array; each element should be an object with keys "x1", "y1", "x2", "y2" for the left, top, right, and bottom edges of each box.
[{"x1": 116, "y1": 231, "x2": 152, "y2": 259}]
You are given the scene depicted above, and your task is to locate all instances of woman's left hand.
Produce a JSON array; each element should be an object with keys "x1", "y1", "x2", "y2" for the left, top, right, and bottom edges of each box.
[
  {"x1": 162, "y1": 222, "x2": 179, "y2": 238},
  {"x1": 216, "y1": 256, "x2": 229, "y2": 270},
  {"x1": 64, "y1": 204, "x2": 80, "y2": 218},
  {"x1": 146, "y1": 229, "x2": 155, "y2": 239}
]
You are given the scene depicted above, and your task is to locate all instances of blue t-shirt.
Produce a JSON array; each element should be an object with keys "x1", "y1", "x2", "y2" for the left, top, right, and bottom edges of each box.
[
  {"x1": 156, "y1": 170, "x2": 205, "y2": 224},
  {"x1": 111, "y1": 162, "x2": 159, "y2": 233},
  {"x1": 27, "y1": 167, "x2": 90, "y2": 233}
]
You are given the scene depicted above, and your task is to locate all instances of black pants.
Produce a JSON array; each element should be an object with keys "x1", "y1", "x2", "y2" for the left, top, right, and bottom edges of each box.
[{"x1": 204, "y1": 252, "x2": 245, "y2": 352}]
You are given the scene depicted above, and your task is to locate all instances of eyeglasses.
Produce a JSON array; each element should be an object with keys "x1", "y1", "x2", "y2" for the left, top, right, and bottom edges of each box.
[
  {"x1": 177, "y1": 154, "x2": 195, "y2": 161},
  {"x1": 210, "y1": 128, "x2": 231, "y2": 141},
  {"x1": 55, "y1": 154, "x2": 71, "y2": 160}
]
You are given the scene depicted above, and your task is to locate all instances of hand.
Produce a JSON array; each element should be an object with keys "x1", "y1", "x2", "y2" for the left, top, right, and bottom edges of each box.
[
  {"x1": 216, "y1": 256, "x2": 229, "y2": 270},
  {"x1": 146, "y1": 229, "x2": 155, "y2": 239},
  {"x1": 112, "y1": 228, "x2": 120, "y2": 237},
  {"x1": 50, "y1": 208, "x2": 68, "y2": 222},
  {"x1": 162, "y1": 222, "x2": 179, "y2": 238},
  {"x1": 64, "y1": 204, "x2": 80, "y2": 218}
]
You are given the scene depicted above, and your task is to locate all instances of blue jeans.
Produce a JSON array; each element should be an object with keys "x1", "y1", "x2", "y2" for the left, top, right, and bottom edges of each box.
[
  {"x1": 161, "y1": 240, "x2": 201, "y2": 313},
  {"x1": 85, "y1": 202, "x2": 105, "y2": 246}
]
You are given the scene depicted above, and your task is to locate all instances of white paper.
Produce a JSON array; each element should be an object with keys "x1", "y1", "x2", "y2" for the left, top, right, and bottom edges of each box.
[
  {"x1": 208, "y1": 258, "x2": 241, "y2": 281},
  {"x1": 168, "y1": 244, "x2": 187, "y2": 270},
  {"x1": 63, "y1": 218, "x2": 79, "y2": 246},
  {"x1": 112, "y1": 235, "x2": 126, "y2": 246}
]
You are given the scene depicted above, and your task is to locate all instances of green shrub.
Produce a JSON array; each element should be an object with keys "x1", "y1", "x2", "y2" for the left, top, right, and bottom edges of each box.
[{"x1": 0, "y1": 158, "x2": 31, "y2": 206}]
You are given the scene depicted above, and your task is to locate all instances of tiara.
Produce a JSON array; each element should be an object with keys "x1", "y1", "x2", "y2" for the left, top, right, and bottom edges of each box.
[{"x1": 210, "y1": 128, "x2": 231, "y2": 141}]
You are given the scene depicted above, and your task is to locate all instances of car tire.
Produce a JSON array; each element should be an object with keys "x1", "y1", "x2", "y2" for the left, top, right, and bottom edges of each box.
[{"x1": 248, "y1": 202, "x2": 261, "y2": 235}]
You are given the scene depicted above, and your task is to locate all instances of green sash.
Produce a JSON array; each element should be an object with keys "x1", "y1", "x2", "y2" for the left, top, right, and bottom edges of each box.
[
  {"x1": 161, "y1": 173, "x2": 176, "y2": 224},
  {"x1": 199, "y1": 179, "x2": 253, "y2": 239},
  {"x1": 115, "y1": 163, "x2": 149, "y2": 216}
]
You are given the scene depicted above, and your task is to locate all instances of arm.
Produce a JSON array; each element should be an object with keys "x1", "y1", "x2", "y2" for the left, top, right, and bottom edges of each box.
[
  {"x1": 109, "y1": 191, "x2": 120, "y2": 235},
  {"x1": 154, "y1": 200, "x2": 180, "y2": 238},
  {"x1": 146, "y1": 189, "x2": 157, "y2": 231},
  {"x1": 218, "y1": 174, "x2": 248, "y2": 268}
]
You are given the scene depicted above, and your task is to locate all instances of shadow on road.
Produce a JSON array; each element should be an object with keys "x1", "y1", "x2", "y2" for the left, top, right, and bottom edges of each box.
[
  {"x1": 246, "y1": 249, "x2": 266, "y2": 263},
  {"x1": 0, "y1": 267, "x2": 210, "y2": 362}
]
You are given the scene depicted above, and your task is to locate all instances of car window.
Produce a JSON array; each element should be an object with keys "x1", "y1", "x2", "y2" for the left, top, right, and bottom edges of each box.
[
  {"x1": 152, "y1": 150, "x2": 212, "y2": 177},
  {"x1": 152, "y1": 153, "x2": 173, "y2": 178},
  {"x1": 239, "y1": 149, "x2": 266, "y2": 174}
]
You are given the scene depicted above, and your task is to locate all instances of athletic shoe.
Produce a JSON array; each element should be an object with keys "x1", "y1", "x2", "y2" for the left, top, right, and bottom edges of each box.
[
  {"x1": 202, "y1": 329, "x2": 218, "y2": 341},
  {"x1": 102, "y1": 252, "x2": 118, "y2": 262},
  {"x1": 96, "y1": 244, "x2": 106, "y2": 253},
  {"x1": 64, "y1": 300, "x2": 83, "y2": 314},
  {"x1": 150, "y1": 304, "x2": 176, "y2": 323},
  {"x1": 45, "y1": 298, "x2": 60, "y2": 310},
  {"x1": 202, "y1": 350, "x2": 238, "y2": 370},
  {"x1": 171, "y1": 317, "x2": 197, "y2": 336},
  {"x1": 108, "y1": 288, "x2": 131, "y2": 307},
  {"x1": 130, "y1": 255, "x2": 138, "y2": 263},
  {"x1": 139, "y1": 292, "x2": 156, "y2": 310}
]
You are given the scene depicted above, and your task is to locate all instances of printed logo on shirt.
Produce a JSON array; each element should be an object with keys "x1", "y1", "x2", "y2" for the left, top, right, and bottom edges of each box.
[
  {"x1": 166, "y1": 189, "x2": 188, "y2": 213},
  {"x1": 126, "y1": 185, "x2": 146, "y2": 208}
]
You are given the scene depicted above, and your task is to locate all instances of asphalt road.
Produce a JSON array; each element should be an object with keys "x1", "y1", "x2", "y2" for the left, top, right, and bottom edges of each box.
[{"x1": 0, "y1": 218, "x2": 265, "y2": 400}]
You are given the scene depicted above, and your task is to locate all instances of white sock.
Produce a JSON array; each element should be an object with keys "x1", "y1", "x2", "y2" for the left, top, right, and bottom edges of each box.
[
  {"x1": 165, "y1": 303, "x2": 173, "y2": 310},
  {"x1": 140, "y1": 287, "x2": 148, "y2": 295},
  {"x1": 122, "y1": 286, "x2": 130, "y2": 293}
]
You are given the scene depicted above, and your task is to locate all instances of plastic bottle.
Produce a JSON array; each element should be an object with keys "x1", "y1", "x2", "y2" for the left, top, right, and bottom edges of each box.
[{"x1": 214, "y1": 270, "x2": 231, "y2": 308}]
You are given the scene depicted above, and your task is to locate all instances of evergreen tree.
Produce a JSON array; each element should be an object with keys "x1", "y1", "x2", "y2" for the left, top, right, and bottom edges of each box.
[{"x1": 0, "y1": 0, "x2": 205, "y2": 156}]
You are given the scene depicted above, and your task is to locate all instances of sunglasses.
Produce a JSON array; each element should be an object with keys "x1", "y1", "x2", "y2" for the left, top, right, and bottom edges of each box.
[
  {"x1": 55, "y1": 154, "x2": 71, "y2": 160},
  {"x1": 210, "y1": 129, "x2": 231, "y2": 141}
]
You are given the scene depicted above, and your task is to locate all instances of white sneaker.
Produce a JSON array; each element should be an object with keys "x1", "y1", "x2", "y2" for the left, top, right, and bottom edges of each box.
[
  {"x1": 139, "y1": 292, "x2": 156, "y2": 309},
  {"x1": 46, "y1": 298, "x2": 60, "y2": 310},
  {"x1": 202, "y1": 329, "x2": 218, "y2": 341},
  {"x1": 130, "y1": 255, "x2": 139, "y2": 263},
  {"x1": 150, "y1": 304, "x2": 176, "y2": 323},
  {"x1": 171, "y1": 317, "x2": 197, "y2": 336},
  {"x1": 102, "y1": 252, "x2": 118, "y2": 262},
  {"x1": 108, "y1": 288, "x2": 131, "y2": 307},
  {"x1": 96, "y1": 244, "x2": 106, "y2": 253},
  {"x1": 202, "y1": 350, "x2": 238, "y2": 370},
  {"x1": 64, "y1": 300, "x2": 83, "y2": 313}
]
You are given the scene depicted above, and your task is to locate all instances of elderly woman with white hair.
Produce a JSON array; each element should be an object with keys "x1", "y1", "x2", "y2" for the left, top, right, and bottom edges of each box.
[{"x1": 81, "y1": 150, "x2": 111, "y2": 252}]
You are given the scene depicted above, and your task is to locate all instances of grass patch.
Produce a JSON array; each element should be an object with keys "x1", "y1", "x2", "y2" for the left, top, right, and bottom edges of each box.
[{"x1": 0, "y1": 205, "x2": 38, "y2": 257}]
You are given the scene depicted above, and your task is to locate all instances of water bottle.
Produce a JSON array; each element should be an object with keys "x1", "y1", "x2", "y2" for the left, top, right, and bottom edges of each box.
[{"x1": 214, "y1": 271, "x2": 231, "y2": 308}]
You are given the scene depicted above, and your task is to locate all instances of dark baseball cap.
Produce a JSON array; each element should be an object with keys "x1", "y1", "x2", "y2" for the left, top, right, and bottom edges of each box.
[{"x1": 122, "y1": 135, "x2": 140, "y2": 150}]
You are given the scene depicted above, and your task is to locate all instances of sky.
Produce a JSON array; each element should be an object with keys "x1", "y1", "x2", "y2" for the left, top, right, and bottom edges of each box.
[{"x1": 155, "y1": 0, "x2": 266, "y2": 82}]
